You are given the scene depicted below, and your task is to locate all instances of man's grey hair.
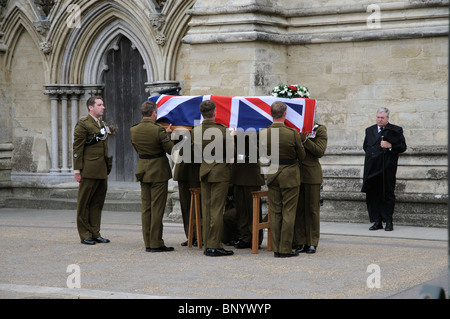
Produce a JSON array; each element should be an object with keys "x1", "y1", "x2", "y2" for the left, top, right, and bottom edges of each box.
[{"x1": 377, "y1": 107, "x2": 390, "y2": 117}]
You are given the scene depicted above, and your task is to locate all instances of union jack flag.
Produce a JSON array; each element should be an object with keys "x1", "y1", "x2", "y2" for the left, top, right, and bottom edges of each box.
[{"x1": 148, "y1": 95, "x2": 317, "y2": 132}]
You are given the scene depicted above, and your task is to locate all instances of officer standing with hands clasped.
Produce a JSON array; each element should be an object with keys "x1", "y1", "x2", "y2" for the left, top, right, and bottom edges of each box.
[
  {"x1": 261, "y1": 101, "x2": 306, "y2": 258},
  {"x1": 362, "y1": 107, "x2": 406, "y2": 231},
  {"x1": 130, "y1": 100, "x2": 175, "y2": 252},
  {"x1": 73, "y1": 96, "x2": 112, "y2": 245}
]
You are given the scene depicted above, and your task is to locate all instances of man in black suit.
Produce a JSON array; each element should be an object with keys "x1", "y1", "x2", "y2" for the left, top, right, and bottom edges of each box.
[{"x1": 362, "y1": 107, "x2": 407, "y2": 231}]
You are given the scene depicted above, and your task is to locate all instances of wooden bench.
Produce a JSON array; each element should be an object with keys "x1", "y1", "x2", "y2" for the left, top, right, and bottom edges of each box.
[
  {"x1": 187, "y1": 188, "x2": 202, "y2": 249},
  {"x1": 251, "y1": 190, "x2": 271, "y2": 254}
]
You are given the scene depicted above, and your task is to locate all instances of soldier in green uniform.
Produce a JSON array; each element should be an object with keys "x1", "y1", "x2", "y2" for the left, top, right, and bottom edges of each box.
[
  {"x1": 192, "y1": 100, "x2": 234, "y2": 257},
  {"x1": 158, "y1": 87, "x2": 201, "y2": 247},
  {"x1": 261, "y1": 101, "x2": 306, "y2": 257},
  {"x1": 221, "y1": 184, "x2": 240, "y2": 245},
  {"x1": 231, "y1": 131, "x2": 265, "y2": 249},
  {"x1": 73, "y1": 96, "x2": 112, "y2": 245},
  {"x1": 173, "y1": 129, "x2": 201, "y2": 246},
  {"x1": 130, "y1": 101, "x2": 174, "y2": 252},
  {"x1": 293, "y1": 121, "x2": 328, "y2": 254}
]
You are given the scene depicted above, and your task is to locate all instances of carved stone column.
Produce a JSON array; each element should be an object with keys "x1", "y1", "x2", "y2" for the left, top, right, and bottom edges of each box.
[
  {"x1": 44, "y1": 86, "x2": 60, "y2": 173},
  {"x1": 60, "y1": 92, "x2": 69, "y2": 173},
  {"x1": 44, "y1": 85, "x2": 85, "y2": 174},
  {"x1": 68, "y1": 86, "x2": 84, "y2": 170}
]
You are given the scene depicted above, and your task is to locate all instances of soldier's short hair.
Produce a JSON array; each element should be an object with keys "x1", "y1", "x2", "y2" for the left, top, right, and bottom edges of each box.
[
  {"x1": 141, "y1": 101, "x2": 157, "y2": 117},
  {"x1": 86, "y1": 96, "x2": 103, "y2": 111},
  {"x1": 271, "y1": 101, "x2": 287, "y2": 119},
  {"x1": 199, "y1": 100, "x2": 216, "y2": 119}
]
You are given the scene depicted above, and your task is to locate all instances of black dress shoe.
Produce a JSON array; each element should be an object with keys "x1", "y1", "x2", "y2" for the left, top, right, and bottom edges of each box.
[
  {"x1": 278, "y1": 251, "x2": 299, "y2": 258},
  {"x1": 234, "y1": 240, "x2": 252, "y2": 249},
  {"x1": 204, "y1": 248, "x2": 234, "y2": 257},
  {"x1": 306, "y1": 246, "x2": 317, "y2": 254},
  {"x1": 224, "y1": 240, "x2": 239, "y2": 246},
  {"x1": 181, "y1": 240, "x2": 198, "y2": 247},
  {"x1": 369, "y1": 222, "x2": 383, "y2": 230},
  {"x1": 81, "y1": 238, "x2": 96, "y2": 245},
  {"x1": 295, "y1": 244, "x2": 308, "y2": 254},
  {"x1": 149, "y1": 246, "x2": 174, "y2": 252},
  {"x1": 385, "y1": 223, "x2": 394, "y2": 231},
  {"x1": 94, "y1": 237, "x2": 110, "y2": 243}
]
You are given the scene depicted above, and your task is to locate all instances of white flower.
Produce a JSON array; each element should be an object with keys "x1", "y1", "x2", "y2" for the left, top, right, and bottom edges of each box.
[{"x1": 270, "y1": 84, "x2": 311, "y2": 99}]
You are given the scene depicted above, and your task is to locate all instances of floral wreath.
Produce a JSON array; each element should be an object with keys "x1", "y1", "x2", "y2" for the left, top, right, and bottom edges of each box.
[{"x1": 271, "y1": 84, "x2": 310, "y2": 99}]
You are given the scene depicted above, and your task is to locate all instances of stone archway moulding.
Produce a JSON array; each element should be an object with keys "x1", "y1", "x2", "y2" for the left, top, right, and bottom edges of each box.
[
  {"x1": 59, "y1": 3, "x2": 159, "y2": 86},
  {"x1": 0, "y1": 6, "x2": 50, "y2": 79},
  {"x1": 81, "y1": 20, "x2": 154, "y2": 86}
]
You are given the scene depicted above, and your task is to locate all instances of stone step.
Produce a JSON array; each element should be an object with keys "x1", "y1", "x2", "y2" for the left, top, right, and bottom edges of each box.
[
  {"x1": 3, "y1": 197, "x2": 142, "y2": 212},
  {"x1": 48, "y1": 188, "x2": 142, "y2": 201},
  {"x1": 5, "y1": 182, "x2": 172, "y2": 201},
  {"x1": 2, "y1": 182, "x2": 447, "y2": 228},
  {"x1": 2, "y1": 181, "x2": 181, "y2": 221}
]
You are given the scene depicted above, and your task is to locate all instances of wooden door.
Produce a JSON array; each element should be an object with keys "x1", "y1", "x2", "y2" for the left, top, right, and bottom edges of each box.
[{"x1": 103, "y1": 36, "x2": 148, "y2": 182}]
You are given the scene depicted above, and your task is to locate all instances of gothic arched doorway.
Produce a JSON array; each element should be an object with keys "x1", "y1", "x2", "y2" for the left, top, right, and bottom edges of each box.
[{"x1": 103, "y1": 36, "x2": 148, "y2": 182}]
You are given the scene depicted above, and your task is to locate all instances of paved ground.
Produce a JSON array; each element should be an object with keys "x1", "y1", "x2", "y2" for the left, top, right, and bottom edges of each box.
[{"x1": 0, "y1": 208, "x2": 448, "y2": 300}]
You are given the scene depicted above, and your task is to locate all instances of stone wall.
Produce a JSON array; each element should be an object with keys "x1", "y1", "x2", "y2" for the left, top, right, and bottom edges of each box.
[
  {"x1": 284, "y1": 37, "x2": 448, "y2": 226},
  {"x1": 179, "y1": 0, "x2": 449, "y2": 226},
  {"x1": 1, "y1": 18, "x2": 52, "y2": 175},
  {"x1": 182, "y1": 42, "x2": 288, "y2": 96},
  {"x1": 287, "y1": 38, "x2": 448, "y2": 148}
]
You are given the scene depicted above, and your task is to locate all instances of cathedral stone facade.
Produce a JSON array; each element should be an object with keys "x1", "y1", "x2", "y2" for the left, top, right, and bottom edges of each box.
[{"x1": 0, "y1": 0, "x2": 448, "y2": 226}]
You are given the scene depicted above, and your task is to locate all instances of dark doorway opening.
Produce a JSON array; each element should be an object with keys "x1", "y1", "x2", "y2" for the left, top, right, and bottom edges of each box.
[{"x1": 103, "y1": 36, "x2": 148, "y2": 182}]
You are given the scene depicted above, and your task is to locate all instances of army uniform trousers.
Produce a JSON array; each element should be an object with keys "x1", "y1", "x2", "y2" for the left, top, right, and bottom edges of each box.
[
  {"x1": 268, "y1": 179, "x2": 299, "y2": 254},
  {"x1": 294, "y1": 183, "x2": 321, "y2": 247},
  {"x1": 140, "y1": 181, "x2": 168, "y2": 249},
  {"x1": 77, "y1": 178, "x2": 108, "y2": 240},
  {"x1": 201, "y1": 180, "x2": 228, "y2": 249},
  {"x1": 234, "y1": 185, "x2": 263, "y2": 244}
]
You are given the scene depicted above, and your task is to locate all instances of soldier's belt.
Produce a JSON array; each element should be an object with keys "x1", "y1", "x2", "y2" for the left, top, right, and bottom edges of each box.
[
  {"x1": 277, "y1": 159, "x2": 298, "y2": 165},
  {"x1": 139, "y1": 152, "x2": 166, "y2": 159}
]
